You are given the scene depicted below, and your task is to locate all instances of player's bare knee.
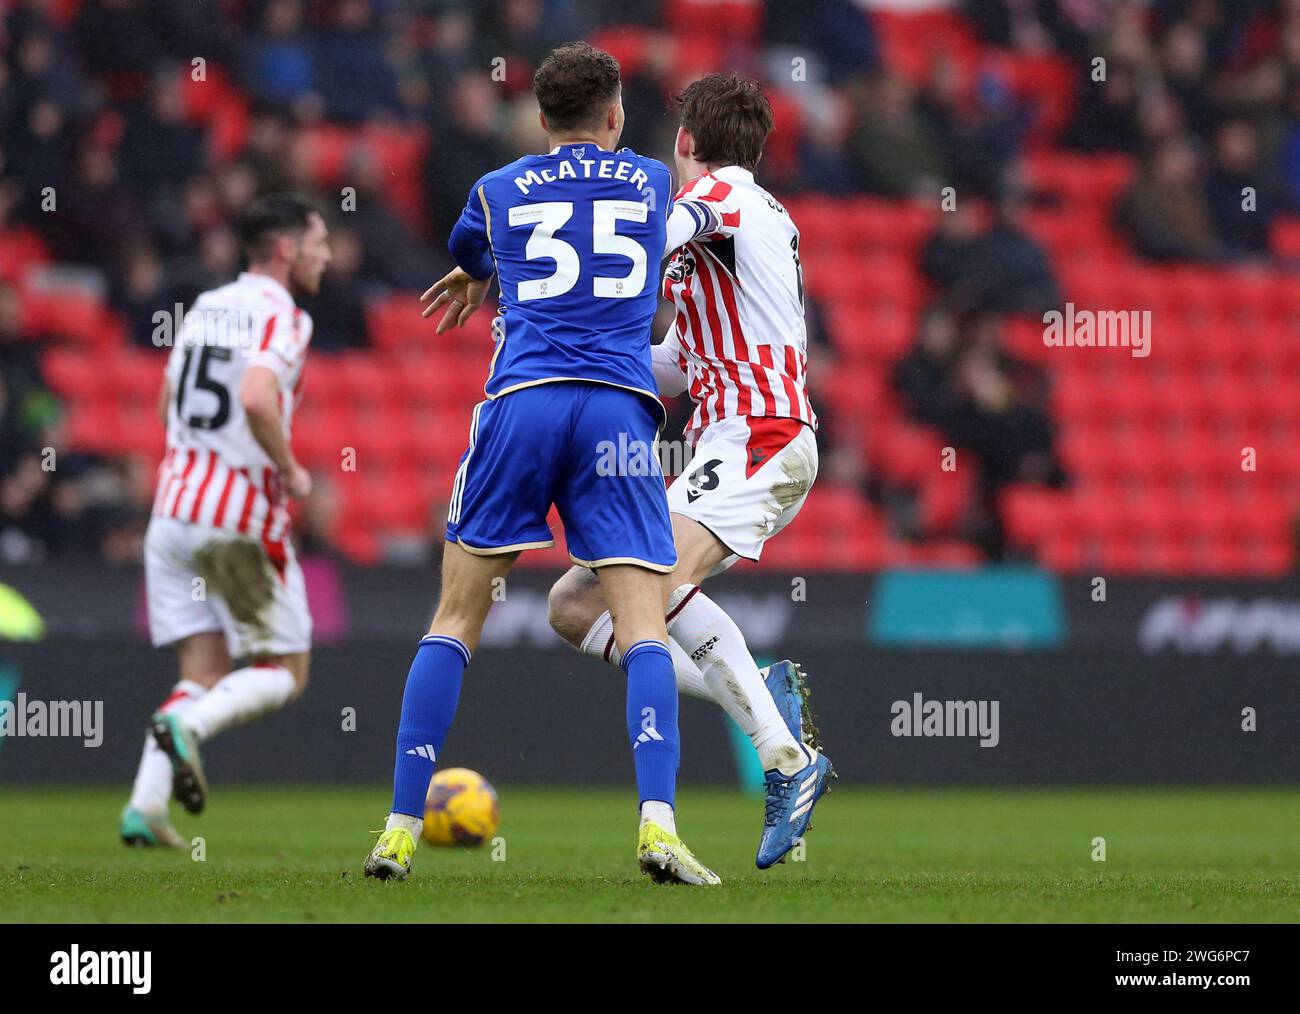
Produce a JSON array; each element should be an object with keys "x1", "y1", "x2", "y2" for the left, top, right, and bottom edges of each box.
[
  {"x1": 546, "y1": 586, "x2": 588, "y2": 648},
  {"x1": 548, "y1": 567, "x2": 602, "y2": 648}
]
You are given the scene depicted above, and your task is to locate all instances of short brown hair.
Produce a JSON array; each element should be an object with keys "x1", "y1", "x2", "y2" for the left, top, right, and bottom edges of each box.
[
  {"x1": 533, "y1": 42, "x2": 621, "y2": 134},
  {"x1": 675, "y1": 73, "x2": 773, "y2": 171}
]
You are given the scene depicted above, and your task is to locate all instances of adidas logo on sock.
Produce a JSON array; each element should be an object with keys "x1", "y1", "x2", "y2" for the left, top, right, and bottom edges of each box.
[
  {"x1": 405, "y1": 744, "x2": 437, "y2": 760},
  {"x1": 633, "y1": 728, "x2": 664, "y2": 749}
]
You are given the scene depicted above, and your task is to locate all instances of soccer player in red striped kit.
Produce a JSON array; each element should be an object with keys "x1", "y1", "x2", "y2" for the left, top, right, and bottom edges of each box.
[
  {"x1": 120, "y1": 194, "x2": 331, "y2": 846},
  {"x1": 546, "y1": 73, "x2": 832, "y2": 868}
]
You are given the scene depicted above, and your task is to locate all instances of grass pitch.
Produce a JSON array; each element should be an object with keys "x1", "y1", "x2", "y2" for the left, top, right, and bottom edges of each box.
[{"x1": 1, "y1": 786, "x2": 1297, "y2": 923}]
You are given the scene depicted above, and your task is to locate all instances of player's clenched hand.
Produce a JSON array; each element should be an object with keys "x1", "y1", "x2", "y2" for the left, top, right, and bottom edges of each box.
[
  {"x1": 421, "y1": 267, "x2": 491, "y2": 334},
  {"x1": 285, "y1": 463, "x2": 313, "y2": 499}
]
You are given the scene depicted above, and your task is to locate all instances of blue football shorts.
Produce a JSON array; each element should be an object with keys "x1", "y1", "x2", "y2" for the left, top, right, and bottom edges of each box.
[{"x1": 444, "y1": 381, "x2": 677, "y2": 572}]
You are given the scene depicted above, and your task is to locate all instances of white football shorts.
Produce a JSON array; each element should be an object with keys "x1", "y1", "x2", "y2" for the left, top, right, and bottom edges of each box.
[
  {"x1": 144, "y1": 515, "x2": 311, "y2": 658},
  {"x1": 666, "y1": 415, "x2": 818, "y2": 576}
]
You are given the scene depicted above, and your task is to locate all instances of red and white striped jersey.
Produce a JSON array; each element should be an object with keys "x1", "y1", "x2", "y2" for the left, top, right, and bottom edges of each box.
[
  {"x1": 152, "y1": 272, "x2": 312, "y2": 546},
  {"x1": 661, "y1": 165, "x2": 816, "y2": 443}
]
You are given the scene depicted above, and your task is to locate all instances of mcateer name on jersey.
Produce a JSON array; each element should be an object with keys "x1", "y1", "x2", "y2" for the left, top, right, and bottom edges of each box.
[{"x1": 511, "y1": 153, "x2": 653, "y2": 197}]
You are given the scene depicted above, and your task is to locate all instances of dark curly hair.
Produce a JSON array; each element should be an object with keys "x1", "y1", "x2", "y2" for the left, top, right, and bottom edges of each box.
[
  {"x1": 533, "y1": 42, "x2": 622, "y2": 134},
  {"x1": 675, "y1": 73, "x2": 774, "y2": 171}
]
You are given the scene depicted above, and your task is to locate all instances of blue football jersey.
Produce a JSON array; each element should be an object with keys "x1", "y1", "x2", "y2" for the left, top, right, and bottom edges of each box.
[{"x1": 448, "y1": 144, "x2": 673, "y2": 407}]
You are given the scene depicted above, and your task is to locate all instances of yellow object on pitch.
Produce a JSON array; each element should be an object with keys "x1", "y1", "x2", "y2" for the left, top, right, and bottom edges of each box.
[{"x1": 423, "y1": 768, "x2": 499, "y2": 846}]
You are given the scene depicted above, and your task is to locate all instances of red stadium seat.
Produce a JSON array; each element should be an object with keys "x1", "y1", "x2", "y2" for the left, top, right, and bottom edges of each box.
[
  {"x1": 22, "y1": 288, "x2": 125, "y2": 346},
  {"x1": 919, "y1": 467, "x2": 974, "y2": 534},
  {"x1": 588, "y1": 27, "x2": 652, "y2": 77},
  {"x1": 1001, "y1": 484, "x2": 1065, "y2": 548},
  {"x1": 998, "y1": 52, "x2": 1077, "y2": 140},
  {"x1": 869, "y1": 420, "x2": 947, "y2": 486},
  {"x1": 41, "y1": 348, "x2": 108, "y2": 401},
  {"x1": 0, "y1": 228, "x2": 51, "y2": 283},
  {"x1": 663, "y1": 0, "x2": 763, "y2": 42},
  {"x1": 1023, "y1": 151, "x2": 1136, "y2": 208},
  {"x1": 874, "y1": 8, "x2": 981, "y2": 89},
  {"x1": 1270, "y1": 216, "x2": 1300, "y2": 259},
  {"x1": 366, "y1": 294, "x2": 428, "y2": 350}
]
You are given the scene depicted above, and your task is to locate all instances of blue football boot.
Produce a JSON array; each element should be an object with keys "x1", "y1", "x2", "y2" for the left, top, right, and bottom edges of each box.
[
  {"x1": 762, "y1": 660, "x2": 823, "y2": 752},
  {"x1": 757, "y1": 661, "x2": 833, "y2": 869},
  {"x1": 756, "y1": 748, "x2": 834, "y2": 869}
]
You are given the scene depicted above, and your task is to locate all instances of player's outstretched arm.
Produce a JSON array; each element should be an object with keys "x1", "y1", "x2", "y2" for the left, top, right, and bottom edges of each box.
[{"x1": 421, "y1": 267, "x2": 492, "y2": 335}]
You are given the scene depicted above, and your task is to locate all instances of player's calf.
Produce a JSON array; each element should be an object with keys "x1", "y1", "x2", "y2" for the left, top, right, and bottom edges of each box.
[
  {"x1": 123, "y1": 677, "x2": 209, "y2": 836},
  {"x1": 550, "y1": 568, "x2": 710, "y2": 701},
  {"x1": 147, "y1": 655, "x2": 303, "y2": 815},
  {"x1": 179, "y1": 660, "x2": 300, "y2": 742},
  {"x1": 665, "y1": 584, "x2": 806, "y2": 775}
]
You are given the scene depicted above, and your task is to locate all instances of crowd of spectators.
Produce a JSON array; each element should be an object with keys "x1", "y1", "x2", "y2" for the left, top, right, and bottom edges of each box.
[
  {"x1": 2, "y1": 0, "x2": 1299, "y2": 565},
  {"x1": 1079, "y1": 0, "x2": 1300, "y2": 262},
  {"x1": 884, "y1": 0, "x2": 1300, "y2": 555}
]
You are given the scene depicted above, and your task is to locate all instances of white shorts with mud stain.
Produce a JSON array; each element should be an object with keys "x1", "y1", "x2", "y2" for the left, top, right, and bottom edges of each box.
[{"x1": 666, "y1": 415, "x2": 818, "y2": 576}]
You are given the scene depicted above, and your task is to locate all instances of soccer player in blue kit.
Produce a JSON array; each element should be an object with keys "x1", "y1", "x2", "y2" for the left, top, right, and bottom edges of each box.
[{"x1": 365, "y1": 43, "x2": 730, "y2": 885}]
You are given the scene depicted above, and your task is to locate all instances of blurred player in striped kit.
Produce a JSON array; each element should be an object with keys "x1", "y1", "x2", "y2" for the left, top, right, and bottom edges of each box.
[{"x1": 120, "y1": 195, "x2": 331, "y2": 847}]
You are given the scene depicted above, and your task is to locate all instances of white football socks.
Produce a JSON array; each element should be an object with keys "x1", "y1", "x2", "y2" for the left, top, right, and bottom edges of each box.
[
  {"x1": 640, "y1": 800, "x2": 676, "y2": 835},
  {"x1": 666, "y1": 639, "x2": 711, "y2": 700},
  {"x1": 385, "y1": 811, "x2": 424, "y2": 841},
  {"x1": 579, "y1": 610, "x2": 713, "y2": 700},
  {"x1": 180, "y1": 664, "x2": 296, "y2": 743},
  {"x1": 128, "y1": 680, "x2": 208, "y2": 816},
  {"x1": 578, "y1": 610, "x2": 621, "y2": 664},
  {"x1": 665, "y1": 585, "x2": 806, "y2": 776}
]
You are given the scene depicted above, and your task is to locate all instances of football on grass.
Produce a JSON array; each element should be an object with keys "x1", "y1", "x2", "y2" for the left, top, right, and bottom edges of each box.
[{"x1": 423, "y1": 768, "x2": 500, "y2": 846}]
